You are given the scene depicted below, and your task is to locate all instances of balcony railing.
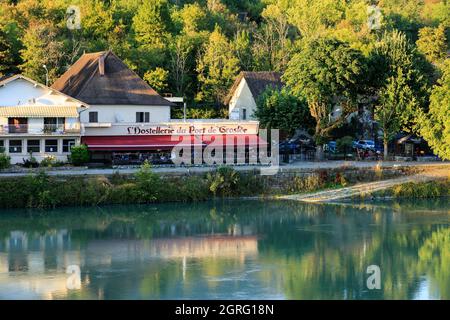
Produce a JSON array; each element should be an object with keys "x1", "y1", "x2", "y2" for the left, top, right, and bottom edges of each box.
[
  {"x1": 7, "y1": 124, "x2": 28, "y2": 134},
  {"x1": 0, "y1": 124, "x2": 80, "y2": 135},
  {"x1": 43, "y1": 124, "x2": 65, "y2": 134}
]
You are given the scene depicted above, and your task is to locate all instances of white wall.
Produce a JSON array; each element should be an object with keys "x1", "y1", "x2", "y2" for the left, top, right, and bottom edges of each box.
[
  {"x1": 80, "y1": 105, "x2": 171, "y2": 124},
  {"x1": 1, "y1": 137, "x2": 80, "y2": 164},
  {"x1": 0, "y1": 78, "x2": 81, "y2": 106},
  {"x1": 228, "y1": 79, "x2": 257, "y2": 120}
]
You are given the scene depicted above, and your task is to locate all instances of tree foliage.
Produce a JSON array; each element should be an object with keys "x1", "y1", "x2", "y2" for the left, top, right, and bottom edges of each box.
[
  {"x1": 283, "y1": 38, "x2": 366, "y2": 142},
  {"x1": 255, "y1": 87, "x2": 314, "y2": 136},
  {"x1": 196, "y1": 26, "x2": 239, "y2": 106},
  {"x1": 419, "y1": 61, "x2": 450, "y2": 160},
  {"x1": 0, "y1": 0, "x2": 447, "y2": 144}
]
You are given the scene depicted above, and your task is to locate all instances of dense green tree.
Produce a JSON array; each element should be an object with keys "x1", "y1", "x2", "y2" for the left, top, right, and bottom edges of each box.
[
  {"x1": 1, "y1": 0, "x2": 447, "y2": 117},
  {"x1": 255, "y1": 87, "x2": 314, "y2": 136},
  {"x1": 19, "y1": 22, "x2": 65, "y2": 84},
  {"x1": 132, "y1": 0, "x2": 172, "y2": 49},
  {"x1": 370, "y1": 30, "x2": 432, "y2": 144},
  {"x1": 375, "y1": 68, "x2": 419, "y2": 159},
  {"x1": 0, "y1": 28, "x2": 14, "y2": 76},
  {"x1": 283, "y1": 38, "x2": 365, "y2": 146},
  {"x1": 233, "y1": 29, "x2": 253, "y2": 71},
  {"x1": 287, "y1": 0, "x2": 346, "y2": 38},
  {"x1": 169, "y1": 35, "x2": 195, "y2": 96},
  {"x1": 174, "y1": 2, "x2": 209, "y2": 34},
  {"x1": 416, "y1": 24, "x2": 447, "y2": 64},
  {"x1": 143, "y1": 67, "x2": 169, "y2": 93},
  {"x1": 196, "y1": 26, "x2": 240, "y2": 106},
  {"x1": 419, "y1": 61, "x2": 450, "y2": 160}
]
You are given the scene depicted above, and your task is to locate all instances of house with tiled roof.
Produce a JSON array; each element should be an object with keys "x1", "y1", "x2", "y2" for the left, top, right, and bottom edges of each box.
[
  {"x1": 225, "y1": 71, "x2": 283, "y2": 120},
  {"x1": 0, "y1": 74, "x2": 88, "y2": 163}
]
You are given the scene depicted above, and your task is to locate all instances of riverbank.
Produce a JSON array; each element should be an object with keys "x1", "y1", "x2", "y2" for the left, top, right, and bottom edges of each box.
[
  {"x1": 356, "y1": 179, "x2": 450, "y2": 200},
  {"x1": 0, "y1": 160, "x2": 448, "y2": 177},
  {"x1": 0, "y1": 162, "x2": 447, "y2": 209}
]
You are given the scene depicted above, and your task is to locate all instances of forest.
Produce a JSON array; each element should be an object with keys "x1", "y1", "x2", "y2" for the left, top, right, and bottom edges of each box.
[{"x1": 0, "y1": 0, "x2": 449, "y2": 158}]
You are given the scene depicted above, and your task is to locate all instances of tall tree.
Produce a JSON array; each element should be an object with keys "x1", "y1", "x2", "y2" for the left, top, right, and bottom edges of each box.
[
  {"x1": 143, "y1": 67, "x2": 169, "y2": 93},
  {"x1": 419, "y1": 61, "x2": 450, "y2": 160},
  {"x1": 169, "y1": 36, "x2": 193, "y2": 97},
  {"x1": 0, "y1": 28, "x2": 14, "y2": 76},
  {"x1": 283, "y1": 38, "x2": 365, "y2": 148},
  {"x1": 416, "y1": 24, "x2": 447, "y2": 64},
  {"x1": 370, "y1": 30, "x2": 431, "y2": 151},
  {"x1": 233, "y1": 29, "x2": 253, "y2": 71},
  {"x1": 196, "y1": 26, "x2": 240, "y2": 106},
  {"x1": 375, "y1": 68, "x2": 418, "y2": 159},
  {"x1": 252, "y1": 0, "x2": 293, "y2": 72},
  {"x1": 132, "y1": 0, "x2": 171, "y2": 49},
  {"x1": 255, "y1": 87, "x2": 314, "y2": 136},
  {"x1": 19, "y1": 22, "x2": 64, "y2": 85}
]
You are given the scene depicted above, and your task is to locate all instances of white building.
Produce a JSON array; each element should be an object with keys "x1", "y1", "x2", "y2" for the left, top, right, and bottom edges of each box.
[
  {"x1": 225, "y1": 72, "x2": 283, "y2": 121},
  {"x1": 0, "y1": 75, "x2": 88, "y2": 164},
  {"x1": 52, "y1": 51, "x2": 263, "y2": 165}
]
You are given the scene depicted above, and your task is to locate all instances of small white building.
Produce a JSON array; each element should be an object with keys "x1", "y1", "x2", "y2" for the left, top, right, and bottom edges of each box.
[
  {"x1": 0, "y1": 75, "x2": 88, "y2": 164},
  {"x1": 225, "y1": 72, "x2": 283, "y2": 121}
]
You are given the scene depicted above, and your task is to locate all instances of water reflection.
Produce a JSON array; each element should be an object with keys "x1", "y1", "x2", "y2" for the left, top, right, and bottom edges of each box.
[{"x1": 0, "y1": 199, "x2": 448, "y2": 300}]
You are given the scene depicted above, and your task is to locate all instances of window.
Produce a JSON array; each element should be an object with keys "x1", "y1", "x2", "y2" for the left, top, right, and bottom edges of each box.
[
  {"x1": 27, "y1": 140, "x2": 40, "y2": 153},
  {"x1": 45, "y1": 139, "x2": 58, "y2": 153},
  {"x1": 8, "y1": 118, "x2": 28, "y2": 133},
  {"x1": 242, "y1": 109, "x2": 247, "y2": 120},
  {"x1": 89, "y1": 112, "x2": 98, "y2": 123},
  {"x1": 44, "y1": 118, "x2": 65, "y2": 133},
  {"x1": 9, "y1": 140, "x2": 22, "y2": 153},
  {"x1": 136, "y1": 112, "x2": 150, "y2": 123},
  {"x1": 63, "y1": 139, "x2": 76, "y2": 153},
  {"x1": 0, "y1": 140, "x2": 4, "y2": 153}
]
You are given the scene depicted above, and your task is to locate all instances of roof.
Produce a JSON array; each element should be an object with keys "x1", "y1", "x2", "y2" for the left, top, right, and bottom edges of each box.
[
  {"x1": 0, "y1": 106, "x2": 80, "y2": 118},
  {"x1": 0, "y1": 74, "x2": 89, "y2": 107},
  {"x1": 224, "y1": 71, "x2": 283, "y2": 105},
  {"x1": 51, "y1": 51, "x2": 174, "y2": 106}
]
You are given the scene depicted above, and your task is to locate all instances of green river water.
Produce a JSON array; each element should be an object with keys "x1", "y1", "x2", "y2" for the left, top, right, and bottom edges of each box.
[{"x1": 0, "y1": 199, "x2": 448, "y2": 300}]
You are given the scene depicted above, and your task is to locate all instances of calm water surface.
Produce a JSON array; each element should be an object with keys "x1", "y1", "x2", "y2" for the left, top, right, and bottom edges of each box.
[{"x1": 0, "y1": 199, "x2": 448, "y2": 300}]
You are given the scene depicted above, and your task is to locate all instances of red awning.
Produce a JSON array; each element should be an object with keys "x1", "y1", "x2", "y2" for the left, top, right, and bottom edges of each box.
[
  {"x1": 202, "y1": 135, "x2": 268, "y2": 147},
  {"x1": 82, "y1": 135, "x2": 268, "y2": 151},
  {"x1": 82, "y1": 135, "x2": 204, "y2": 151}
]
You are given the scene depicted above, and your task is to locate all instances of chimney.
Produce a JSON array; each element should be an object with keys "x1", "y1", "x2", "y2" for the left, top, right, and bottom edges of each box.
[{"x1": 99, "y1": 54, "x2": 105, "y2": 76}]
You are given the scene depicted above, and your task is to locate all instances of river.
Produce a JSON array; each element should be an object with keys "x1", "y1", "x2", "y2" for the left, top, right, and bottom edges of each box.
[{"x1": 0, "y1": 199, "x2": 448, "y2": 300}]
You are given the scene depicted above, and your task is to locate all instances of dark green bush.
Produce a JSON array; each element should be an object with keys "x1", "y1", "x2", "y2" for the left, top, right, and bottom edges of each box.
[
  {"x1": 134, "y1": 161, "x2": 161, "y2": 202},
  {"x1": 0, "y1": 153, "x2": 11, "y2": 169},
  {"x1": 206, "y1": 166, "x2": 241, "y2": 197},
  {"x1": 70, "y1": 145, "x2": 90, "y2": 166}
]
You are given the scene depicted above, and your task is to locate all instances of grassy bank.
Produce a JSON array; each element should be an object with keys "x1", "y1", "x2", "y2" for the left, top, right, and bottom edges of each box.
[
  {"x1": 0, "y1": 163, "x2": 377, "y2": 209},
  {"x1": 0, "y1": 162, "x2": 426, "y2": 209},
  {"x1": 359, "y1": 179, "x2": 450, "y2": 200}
]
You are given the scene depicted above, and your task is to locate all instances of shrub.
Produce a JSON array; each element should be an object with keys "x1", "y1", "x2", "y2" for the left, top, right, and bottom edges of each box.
[
  {"x1": 40, "y1": 155, "x2": 57, "y2": 167},
  {"x1": 0, "y1": 153, "x2": 11, "y2": 169},
  {"x1": 23, "y1": 153, "x2": 39, "y2": 168},
  {"x1": 134, "y1": 161, "x2": 161, "y2": 202},
  {"x1": 206, "y1": 166, "x2": 240, "y2": 197},
  {"x1": 176, "y1": 176, "x2": 210, "y2": 201},
  {"x1": 304, "y1": 174, "x2": 322, "y2": 191},
  {"x1": 70, "y1": 145, "x2": 89, "y2": 166}
]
